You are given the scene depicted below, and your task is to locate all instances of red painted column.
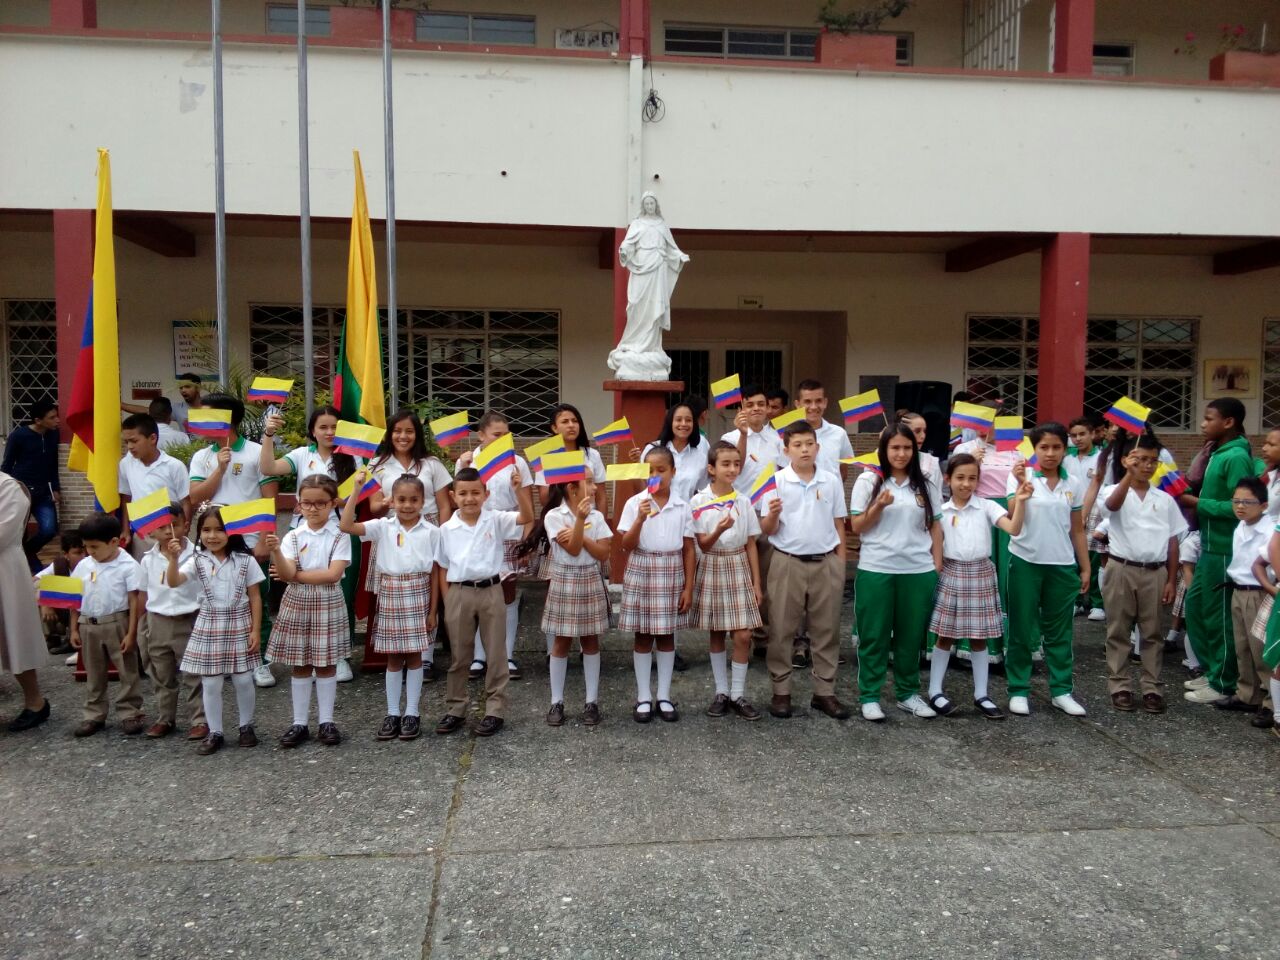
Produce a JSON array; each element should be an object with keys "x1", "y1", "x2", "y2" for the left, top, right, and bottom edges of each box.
[
  {"x1": 50, "y1": 0, "x2": 96, "y2": 28},
  {"x1": 619, "y1": 0, "x2": 651, "y2": 58},
  {"x1": 1052, "y1": 0, "x2": 1095, "y2": 75},
  {"x1": 53, "y1": 210, "x2": 93, "y2": 442},
  {"x1": 1036, "y1": 232, "x2": 1090, "y2": 424}
]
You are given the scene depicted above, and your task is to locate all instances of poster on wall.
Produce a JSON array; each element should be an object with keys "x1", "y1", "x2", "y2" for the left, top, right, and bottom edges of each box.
[
  {"x1": 172, "y1": 320, "x2": 217, "y2": 382},
  {"x1": 555, "y1": 27, "x2": 618, "y2": 50},
  {"x1": 1204, "y1": 358, "x2": 1257, "y2": 398}
]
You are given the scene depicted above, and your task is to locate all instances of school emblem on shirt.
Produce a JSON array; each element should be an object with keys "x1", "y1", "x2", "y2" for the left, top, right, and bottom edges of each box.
[
  {"x1": 915, "y1": 494, "x2": 926, "y2": 507},
  {"x1": 232, "y1": 463, "x2": 243, "y2": 476},
  {"x1": 1065, "y1": 491, "x2": 1074, "y2": 503}
]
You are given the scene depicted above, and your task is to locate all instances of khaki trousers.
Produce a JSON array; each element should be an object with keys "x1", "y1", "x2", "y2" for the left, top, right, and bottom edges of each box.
[
  {"x1": 445, "y1": 583, "x2": 509, "y2": 719},
  {"x1": 1102, "y1": 560, "x2": 1165, "y2": 696},
  {"x1": 1231, "y1": 589, "x2": 1271, "y2": 708},
  {"x1": 145, "y1": 611, "x2": 206, "y2": 727},
  {"x1": 80, "y1": 614, "x2": 145, "y2": 723},
  {"x1": 766, "y1": 550, "x2": 842, "y2": 697}
]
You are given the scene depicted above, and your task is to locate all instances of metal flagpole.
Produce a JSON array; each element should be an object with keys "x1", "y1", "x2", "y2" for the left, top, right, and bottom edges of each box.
[
  {"x1": 381, "y1": 0, "x2": 399, "y2": 408},
  {"x1": 212, "y1": 0, "x2": 229, "y2": 386},
  {"x1": 297, "y1": 0, "x2": 314, "y2": 414}
]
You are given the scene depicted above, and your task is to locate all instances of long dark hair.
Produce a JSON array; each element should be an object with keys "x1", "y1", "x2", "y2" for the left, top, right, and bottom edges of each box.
[
  {"x1": 550, "y1": 403, "x2": 592, "y2": 450},
  {"x1": 872, "y1": 423, "x2": 933, "y2": 532},
  {"x1": 516, "y1": 480, "x2": 581, "y2": 558},
  {"x1": 653, "y1": 400, "x2": 702, "y2": 450},
  {"x1": 1099, "y1": 424, "x2": 1165, "y2": 485},
  {"x1": 308, "y1": 405, "x2": 355, "y2": 485},
  {"x1": 372, "y1": 409, "x2": 429, "y2": 472}
]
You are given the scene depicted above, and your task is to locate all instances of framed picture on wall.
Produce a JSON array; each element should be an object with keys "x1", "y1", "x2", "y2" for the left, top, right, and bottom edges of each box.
[{"x1": 1203, "y1": 358, "x2": 1257, "y2": 398}]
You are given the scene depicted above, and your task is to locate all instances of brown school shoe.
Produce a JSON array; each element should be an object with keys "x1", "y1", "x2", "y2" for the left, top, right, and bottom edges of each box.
[
  {"x1": 278, "y1": 724, "x2": 309, "y2": 748},
  {"x1": 73, "y1": 720, "x2": 105, "y2": 738},
  {"x1": 769, "y1": 695, "x2": 793, "y2": 719},
  {"x1": 238, "y1": 724, "x2": 258, "y2": 748},
  {"x1": 581, "y1": 702, "x2": 602, "y2": 726},
  {"x1": 376, "y1": 716, "x2": 401, "y2": 741},
  {"x1": 475, "y1": 715, "x2": 504, "y2": 737},
  {"x1": 545, "y1": 702, "x2": 565, "y2": 727},
  {"x1": 1111, "y1": 691, "x2": 1136, "y2": 712},
  {"x1": 398, "y1": 715, "x2": 421, "y2": 740},
  {"x1": 730, "y1": 697, "x2": 762, "y2": 721},
  {"x1": 435, "y1": 714, "x2": 466, "y2": 736},
  {"x1": 317, "y1": 722, "x2": 342, "y2": 746},
  {"x1": 1250, "y1": 706, "x2": 1273, "y2": 729},
  {"x1": 195, "y1": 733, "x2": 224, "y2": 755},
  {"x1": 706, "y1": 694, "x2": 730, "y2": 718},
  {"x1": 187, "y1": 723, "x2": 210, "y2": 741},
  {"x1": 145, "y1": 721, "x2": 174, "y2": 739},
  {"x1": 121, "y1": 715, "x2": 149, "y2": 736},
  {"x1": 810, "y1": 695, "x2": 851, "y2": 720},
  {"x1": 1142, "y1": 693, "x2": 1167, "y2": 715}
]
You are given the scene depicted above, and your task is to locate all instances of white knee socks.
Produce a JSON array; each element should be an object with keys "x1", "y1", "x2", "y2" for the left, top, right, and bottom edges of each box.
[
  {"x1": 928, "y1": 646, "x2": 951, "y2": 698},
  {"x1": 583, "y1": 652, "x2": 601, "y2": 704},
  {"x1": 655, "y1": 650, "x2": 675, "y2": 703},
  {"x1": 231, "y1": 671, "x2": 255, "y2": 727},
  {"x1": 549, "y1": 655, "x2": 568, "y2": 704},
  {"x1": 505, "y1": 600, "x2": 519, "y2": 661},
  {"x1": 404, "y1": 667, "x2": 423, "y2": 718},
  {"x1": 316, "y1": 676, "x2": 337, "y2": 724},
  {"x1": 1271, "y1": 678, "x2": 1280, "y2": 723},
  {"x1": 291, "y1": 677, "x2": 312, "y2": 725},
  {"x1": 385, "y1": 669, "x2": 403, "y2": 716},
  {"x1": 201, "y1": 676, "x2": 224, "y2": 735},
  {"x1": 1184, "y1": 635, "x2": 1201, "y2": 669},
  {"x1": 730, "y1": 661, "x2": 748, "y2": 701},
  {"x1": 971, "y1": 649, "x2": 991, "y2": 701},
  {"x1": 709, "y1": 650, "x2": 729, "y2": 696},
  {"x1": 633, "y1": 651, "x2": 653, "y2": 703}
]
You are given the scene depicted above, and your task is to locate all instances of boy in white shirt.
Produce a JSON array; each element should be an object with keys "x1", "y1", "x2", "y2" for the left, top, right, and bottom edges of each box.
[
  {"x1": 36, "y1": 532, "x2": 85, "y2": 656},
  {"x1": 1214, "y1": 477, "x2": 1272, "y2": 715}
]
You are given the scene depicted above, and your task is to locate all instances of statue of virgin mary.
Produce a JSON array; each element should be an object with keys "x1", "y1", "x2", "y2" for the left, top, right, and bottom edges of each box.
[{"x1": 606, "y1": 193, "x2": 690, "y2": 381}]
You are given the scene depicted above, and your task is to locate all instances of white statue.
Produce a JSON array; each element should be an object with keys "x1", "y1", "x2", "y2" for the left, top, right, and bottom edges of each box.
[{"x1": 607, "y1": 193, "x2": 690, "y2": 381}]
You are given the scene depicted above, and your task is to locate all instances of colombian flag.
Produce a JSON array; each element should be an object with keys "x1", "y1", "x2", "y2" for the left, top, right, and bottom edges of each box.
[
  {"x1": 848, "y1": 452, "x2": 883, "y2": 476},
  {"x1": 770, "y1": 408, "x2": 805, "y2": 431},
  {"x1": 1104, "y1": 396, "x2": 1150, "y2": 435},
  {"x1": 474, "y1": 434, "x2": 516, "y2": 482},
  {"x1": 839, "y1": 390, "x2": 883, "y2": 425},
  {"x1": 38, "y1": 575, "x2": 83, "y2": 610},
  {"x1": 993, "y1": 416, "x2": 1023, "y2": 452},
  {"x1": 1016, "y1": 437, "x2": 1038, "y2": 467},
  {"x1": 247, "y1": 376, "x2": 293, "y2": 405},
  {"x1": 65, "y1": 150, "x2": 121, "y2": 513},
  {"x1": 334, "y1": 420, "x2": 384, "y2": 459},
  {"x1": 126, "y1": 487, "x2": 174, "y2": 539},
  {"x1": 333, "y1": 151, "x2": 386, "y2": 430},
  {"x1": 337, "y1": 471, "x2": 378, "y2": 505},
  {"x1": 951, "y1": 401, "x2": 997, "y2": 432},
  {"x1": 692, "y1": 492, "x2": 736, "y2": 520},
  {"x1": 1153, "y1": 463, "x2": 1190, "y2": 497},
  {"x1": 543, "y1": 450, "x2": 586, "y2": 485},
  {"x1": 748, "y1": 464, "x2": 778, "y2": 505},
  {"x1": 188, "y1": 409, "x2": 233, "y2": 439},
  {"x1": 429, "y1": 411, "x2": 470, "y2": 447},
  {"x1": 220, "y1": 498, "x2": 277, "y2": 537},
  {"x1": 592, "y1": 417, "x2": 633, "y2": 446},
  {"x1": 711, "y1": 374, "x2": 742, "y2": 409}
]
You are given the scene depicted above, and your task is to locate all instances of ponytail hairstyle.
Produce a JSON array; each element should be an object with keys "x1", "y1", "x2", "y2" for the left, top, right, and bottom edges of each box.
[
  {"x1": 308, "y1": 405, "x2": 355, "y2": 485},
  {"x1": 872, "y1": 423, "x2": 933, "y2": 532}
]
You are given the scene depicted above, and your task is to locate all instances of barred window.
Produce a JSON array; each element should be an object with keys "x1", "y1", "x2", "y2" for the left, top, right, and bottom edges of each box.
[
  {"x1": 1262, "y1": 319, "x2": 1280, "y2": 428},
  {"x1": 266, "y1": 4, "x2": 331, "y2": 36},
  {"x1": 664, "y1": 24, "x2": 911, "y2": 64},
  {"x1": 418, "y1": 12, "x2": 535, "y2": 45},
  {"x1": 248, "y1": 305, "x2": 338, "y2": 392},
  {"x1": 1, "y1": 300, "x2": 58, "y2": 431},
  {"x1": 963, "y1": 314, "x2": 1039, "y2": 427}
]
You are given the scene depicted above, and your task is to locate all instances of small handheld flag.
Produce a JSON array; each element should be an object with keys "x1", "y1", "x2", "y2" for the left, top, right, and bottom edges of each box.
[
  {"x1": 1153, "y1": 462, "x2": 1190, "y2": 497},
  {"x1": 646, "y1": 474, "x2": 662, "y2": 494},
  {"x1": 849, "y1": 452, "x2": 883, "y2": 476},
  {"x1": 126, "y1": 487, "x2": 173, "y2": 539},
  {"x1": 692, "y1": 492, "x2": 736, "y2": 520},
  {"x1": 770, "y1": 408, "x2": 805, "y2": 431},
  {"x1": 591, "y1": 417, "x2": 633, "y2": 447},
  {"x1": 993, "y1": 416, "x2": 1023, "y2": 452},
  {"x1": 474, "y1": 434, "x2": 516, "y2": 482},
  {"x1": 247, "y1": 377, "x2": 293, "y2": 406},
  {"x1": 334, "y1": 420, "x2": 384, "y2": 459},
  {"x1": 1016, "y1": 437, "x2": 1038, "y2": 467},
  {"x1": 543, "y1": 450, "x2": 586, "y2": 485},
  {"x1": 839, "y1": 390, "x2": 884, "y2": 426},
  {"x1": 1104, "y1": 396, "x2": 1150, "y2": 435},
  {"x1": 524, "y1": 435, "x2": 564, "y2": 471},
  {"x1": 338, "y1": 471, "x2": 378, "y2": 505},
  {"x1": 219, "y1": 498, "x2": 277, "y2": 537},
  {"x1": 188, "y1": 409, "x2": 233, "y2": 440},
  {"x1": 951, "y1": 401, "x2": 997, "y2": 432},
  {"x1": 711, "y1": 374, "x2": 742, "y2": 409},
  {"x1": 38, "y1": 575, "x2": 83, "y2": 610},
  {"x1": 948, "y1": 427, "x2": 963, "y2": 451},
  {"x1": 605, "y1": 462, "x2": 650, "y2": 482},
  {"x1": 748, "y1": 465, "x2": 778, "y2": 505},
  {"x1": 429, "y1": 411, "x2": 470, "y2": 447}
]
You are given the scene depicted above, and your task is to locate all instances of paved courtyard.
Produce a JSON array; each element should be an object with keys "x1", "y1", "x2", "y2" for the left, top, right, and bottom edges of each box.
[{"x1": 2, "y1": 591, "x2": 1278, "y2": 960}]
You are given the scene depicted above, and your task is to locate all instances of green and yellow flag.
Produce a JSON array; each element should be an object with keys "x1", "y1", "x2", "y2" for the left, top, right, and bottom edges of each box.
[{"x1": 334, "y1": 151, "x2": 385, "y2": 429}]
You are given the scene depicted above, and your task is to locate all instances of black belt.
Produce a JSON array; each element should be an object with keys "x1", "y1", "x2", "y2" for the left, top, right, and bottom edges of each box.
[
  {"x1": 1110, "y1": 555, "x2": 1164, "y2": 571},
  {"x1": 1216, "y1": 581, "x2": 1264, "y2": 592},
  {"x1": 81, "y1": 612, "x2": 126, "y2": 625},
  {"x1": 774, "y1": 548, "x2": 835, "y2": 563},
  {"x1": 455, "y1": 575, "x2": 501, "y2": 589}
]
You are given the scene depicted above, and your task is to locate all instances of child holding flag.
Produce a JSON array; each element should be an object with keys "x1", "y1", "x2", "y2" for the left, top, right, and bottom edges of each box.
[
  {"x1": 691, "y1": 441, "x2": 764, "y2": 720},
  {"x1": 794, "y1": 380, "x2": 854, "y2": 481},
  {"x1": 167, "y1": 502, "x2": 265, "y2": 755},
  {"x1": 642, "y1": 401, "x2": 708, "y2": 504},
  {"x1": 119, "y1": 412, "x2": 191, "y2": 545},
  {"x1": 534, "y1": 404, "x2": 608, "y2": 514}
]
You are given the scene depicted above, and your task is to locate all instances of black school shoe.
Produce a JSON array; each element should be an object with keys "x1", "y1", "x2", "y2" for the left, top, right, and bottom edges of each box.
[
  {"x1": 278, "y1": 724, "x2": 309, "y2": 748},
  {"x1": 435, "y1": 714, "x2": 466, "y2": 735},
  {"x1": 475, "y1": 715, "x2": 504, "y2": 737},
  {"x1": 317, "y1": 722, "x2": 342, "y2": 746},
  {"x1": 1251, "y1": 707, "x2": 1275, "y2": 729},
  {"x1": 399, "y1": 716, "x2": 421, "y2": 740},
  {"x1": 974, "y1": 697, "x2": 1006, "y2": 720},
  {"x1": 376, "y1": 715, "x2": 401, "y2": 741},
  {"x1": 7, "y1": 699, "x2": 50, "y2": 732}
]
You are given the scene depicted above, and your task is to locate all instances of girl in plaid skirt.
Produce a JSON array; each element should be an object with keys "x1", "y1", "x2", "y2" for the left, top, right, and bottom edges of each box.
[
  {"x1": 618, "y1": 447, "x2": 695, "y2": 723},
  {"x1": 167, "y1": 503, "x2": 266, "y2": 756},
  {"x1": 517, "y1": 475, "x2": 612, "y2": 727},
  {"x1": 265, "y1": 476, "x2": 352, "y2": 749},
  {"x1": 926, "y1": 454, "x2": 1031, "y2": 720},
  {"x1": 690, "y1": 441, "x2": 763, "y2": 721}
]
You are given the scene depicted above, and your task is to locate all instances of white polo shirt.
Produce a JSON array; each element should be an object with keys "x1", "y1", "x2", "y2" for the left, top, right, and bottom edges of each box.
[
  {"x1": 188, "y1": 437, "x2": 273, "y2": 504},
  {"x1": 939, "y1": 496, "x2": 1007, "y2": 562},
  {"x1": 372, "y1": 456, "x2": 453, "y2": 519},
  {"x1": 533, "y1": 447, "x2": 607, "y2": 487},
  {"x1": 919, "y1": 452, "x2": 944, "y2": 491},
  {"x1": 438, "y1": 510, "x2": 522, "y2": 582},
  {"x1": 691, "y1": 489, "x2": 761, "y2": 551},
  {"x1": 1265, "y1": 469, "x2": 1280, "y2": 521},
  {"x1": 720, "y1": 426, "x2": 785, "y2": 494},
  {"x1": 641, "y1": 440, "x2": 709, "y2": 504},
  {"x1": 543, "y1": 503, "x2": 611, "y2": 567},
  {"x1": 73, "y1": 550, "x2": 142, "y2": 618},
  {"x1": 363, "y1": 516, "x2": 442, "y2": 575},
  {"x1": 1007, "y1": 467, "x2": 1085, "y2": 566},
  {"x1": 283, "y1": 445, "x2": 337, "y2": 483},
  {"x1": 1070, "y1": 449, "x2": 1101, "y2": 484},
  {"x1": 955, "y1": 440, "x2": 1021, "y2": 500},
  {"x1": 177, "y1": 552, "x2": 266, "y2": 604},
  {"x1": 757, "y1": 465, "x2": 844, "y2": 556},
  {"x1": 850, "y1": 473, "x2": 941, "y2": 574},
  {"x1": 141, "y1": 540, "x2": 200, "y2": 616},
  {"x1": 118, "y1": 450, "x2": 188, "y2": 505},
  {"x1": 156, "y1": 422, "x2": 190, "y2": 452},
  {"x1": 469, "y1": 453, "x2": 534, "y2": 513},
  {"x1": 811, "y1": 420, "x2": 854, "y2": 479},
  {"x1": 281, "y1": 522, "x2": 351, "y2": 572},
  {"x1": 618, "y1": 491, "x2": 694, "y2": 553},
  {"x1": 1228, "y1": 515, "x2": 1271, "y2": 586},
  {"x1": 1179, "y1": 530, "x2": 1201, "y2": 567},
  {"x1": 1100, "y1": 484, "x2": 1187, "y2": 565}
]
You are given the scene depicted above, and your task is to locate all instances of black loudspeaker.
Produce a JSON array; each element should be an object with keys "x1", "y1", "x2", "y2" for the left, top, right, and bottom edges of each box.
[{"x1": 893, "y1": 381, "x2": 953, "y2": 461}]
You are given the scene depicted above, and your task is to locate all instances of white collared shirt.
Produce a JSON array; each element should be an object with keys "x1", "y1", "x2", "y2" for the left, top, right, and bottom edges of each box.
[
  {"x1": 618, "y1": 490, "x2": 693, "y2": 553},
  {"x1": 533, "y1": 447, "x2": 607, "y2": 487},
  {"x1": 1070, "y1": 449, "x2": 1101, "y2": 484},
  {"x1": 720, "y1": 426, "x2": 785, "y2": 494},
  {"x1": 1228, "y1": 515, "x2": 1271, "y2": 586},
  {"x1": 939, "y1": 496, "x2": 1008, "y2": 562},
  {"x1": 1007, "y1": 467, "x2": 1085, "y2": 566},
  {"x1": 1179, "y1": 530, "x2": 1201, "y2": 566},
  {"x1": 811, "y1": 420, "x2": 854, "y2": 479},
  {"x1": 178, "y1": 551, "x2": 266, "y2": 606},
  {"x1": 1100, "y1": 484, "x2": 1187, "y2": 564},
  {"x1": 156, "y1": 422, "x2": 191, "y2": 451},
  {"x1": 118, "y1": 450, "x2": 188, "y2": 505},
  {"x1": 1264, "y1": 469, "x2": 1280, "y2": 520},
  {"x1": 73, "y1": 550, "x2": 142, "y2": 618},
  {"x1": 850, "y1": 473, "x2": 941, "y2": 574},
  {"x1": 438, "y1": 510, "x2": 522, "y2": 582},
  {"x1": 362, "y1": 516, "x2": 442, "y2": 575},
  {"x1": 757, "y1": 465, "x2": 844, "y2": 555},
  {"x1": 372, "y1": 456, "x2": 453, "y2": 518},
  {"x1": 691, "y1": 489, "x2": 761, "y2": 551},
  {"x1": 283, "y1": 445, "x2": 337, "y2": 483},
  {"x1": 141, "y1": 540, "x2": 200, "y2": 616},
  {"x1": 480, "y1": 456, "x2": 534, "y2": 513},
  {"x1": 641, "y1": 440, "x2": 709, "y2": 504},
  {"x1": 919, "y1": 452, "x2": 943, "y2": 491},
  {"x1": 543, "y1": 503, "x2": 611, "y2": 567},
  {"x1": 281, "y1": 522, "x2": 351, "y2": 572},
  {"x1": 188, "y1": 439, "x2": 272, "y2": 503},
  {"x1": 954, "y1": 440, "x2": 1021, "y2": 500}
]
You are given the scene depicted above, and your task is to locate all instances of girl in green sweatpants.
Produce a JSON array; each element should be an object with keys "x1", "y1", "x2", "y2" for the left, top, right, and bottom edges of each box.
[{"x1": 1005, "y1": 422, "x2": 1090, "y2": 717}]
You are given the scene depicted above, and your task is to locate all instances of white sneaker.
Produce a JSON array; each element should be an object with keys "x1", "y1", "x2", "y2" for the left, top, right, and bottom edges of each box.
[
  {"x1": 860, "y1": 702, "x2": 885, "y2": 722},
  {"x1": 253, "y1": 663, "x2": 276, "y2": 688},
  {"x1": 335, "y1": 658, "x2": 354, "y2": 683},
  {"x1": 1088, "y1": 608, "x2": 1105, "y2": 622},
  {"x1": 1051, "y1": 694, "x2": 1087, "y2": 716},
  {"x1": 1031, "y1": 646, "x2": 1044, "y2": 663},
  {"x1": 1184, "y1": 675, "x2": 1209, "y2": 691},
  {"x1": 64, "y1": 652, "x2": 79, "y2": 666},
  {"x1": 1184, "y1": 685, "x2": 1222, "y2": 704},
  {"x1": 849, "y1": 634, "x2": 859, "y2": 649},
  {"x1": 1008, "y1": 695, "x2": 1031, "y2": 716},
  {"x1": 896, "y1": 694, "x2": 937, "y2": 718}
]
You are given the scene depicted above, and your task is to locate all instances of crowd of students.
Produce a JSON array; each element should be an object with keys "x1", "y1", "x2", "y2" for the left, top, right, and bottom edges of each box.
[{"x1": 24, "y1": 378, "x2": 1280, "y2": 752}]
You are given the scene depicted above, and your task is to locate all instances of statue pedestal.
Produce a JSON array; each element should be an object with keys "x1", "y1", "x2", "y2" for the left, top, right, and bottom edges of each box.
[{"x1": 603, "y1": 379, "x2": 684, "y2": 583}]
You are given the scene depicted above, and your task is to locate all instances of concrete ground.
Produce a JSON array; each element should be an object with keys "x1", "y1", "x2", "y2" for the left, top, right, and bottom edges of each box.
[{"x1": 2, "y1": 586, "x2": 1278, "y2": 960}]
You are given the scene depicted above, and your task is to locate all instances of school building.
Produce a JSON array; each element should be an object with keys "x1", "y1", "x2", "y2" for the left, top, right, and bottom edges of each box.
[{"x1": 2, "y1": 0, "x2": 1279, "y2": 521}]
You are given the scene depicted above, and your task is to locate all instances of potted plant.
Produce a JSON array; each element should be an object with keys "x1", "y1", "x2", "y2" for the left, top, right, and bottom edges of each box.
[
  {"x1": 814, "y1": 0, "x2": 911, "y2": 68},
  {"x1": 331, "y1": 1, "x2": 428, "y2": 44},
  {"x1": 1175, "y1": 23, "x2": 1278, "y2": 85}
]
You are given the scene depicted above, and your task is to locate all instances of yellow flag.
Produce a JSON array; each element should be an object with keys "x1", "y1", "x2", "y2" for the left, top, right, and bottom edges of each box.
[{"x1": 337, "y1": 151, "x2": 386, "y2": 429}]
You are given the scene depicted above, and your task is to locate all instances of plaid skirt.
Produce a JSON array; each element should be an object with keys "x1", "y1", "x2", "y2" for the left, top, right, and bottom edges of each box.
[
  {"x1": 502, "y1": 537, "x2": 527, "y2": 577},
  {"x1": 929, "y1": 557, "x2": 1004, "y2": 640},
  {"x1": 266, "y1": 582, "x2": 351, "y2": 667},
  {"x1": 618, "y1": 549, "x2": 687, "y2": 635},
  {"x1": 181, "y1": 602, "x2": 262, "y2": 676},
  {"x1": 373, "y1": 572, "x2": 435, "y2": 653},
  {"x1": 1172, "y1": 573, "x2": 1189, "y2": 620},
  {"x1": 1252, "y1": 592, "x2": 1273, "y2": 644},
  {"x1": 691, "y1": 548, "x2": 762, "y2": 632},
  {"x1": 542, "y1": 562, "x2": 610, "y2": 637},
  {"x1": 365, "y1": 514, "x2": 438, "y2": 591}
]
